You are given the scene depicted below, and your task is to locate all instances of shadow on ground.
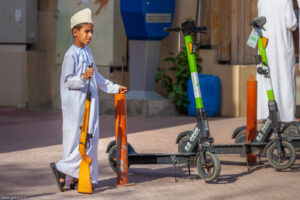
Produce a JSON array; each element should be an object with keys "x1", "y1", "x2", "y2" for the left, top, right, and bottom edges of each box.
[{"x1": 0, "y1": 108, "x2": 199, "y2": 153}]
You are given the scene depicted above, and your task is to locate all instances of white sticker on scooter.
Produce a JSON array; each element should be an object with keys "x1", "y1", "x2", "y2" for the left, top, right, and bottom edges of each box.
[
  {"x1": 264, "y1": 77, "x2": 272, "y2": 91},
  {"x1": 247, "y1": 28, "x2": 259, "y2": 48},
  {"x1": 191, "y1": 72, "x2": 201, "y2": 98}
]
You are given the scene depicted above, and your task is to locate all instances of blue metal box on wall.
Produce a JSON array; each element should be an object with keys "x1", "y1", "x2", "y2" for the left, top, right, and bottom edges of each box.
[{"x1": 120, "y1": 0, "x2": 175, "y2": 40}]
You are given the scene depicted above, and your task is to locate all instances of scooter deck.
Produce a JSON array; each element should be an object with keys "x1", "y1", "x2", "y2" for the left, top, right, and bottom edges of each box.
[
  {"x1": 126, "y1": 142, "x2": 267, "y2": 165},
  {"x1": 288, "y1": 137, "x2": 300, "y2": 150},
  {"x1": 214, "y1": 136, "x2": 300, "y2": 155},
  {"x1": 128, "y1": 153, "x2": 196, "y2": 165},
  {"x1": 214, "y1": 143, "x2": 266, "y2": 154}
]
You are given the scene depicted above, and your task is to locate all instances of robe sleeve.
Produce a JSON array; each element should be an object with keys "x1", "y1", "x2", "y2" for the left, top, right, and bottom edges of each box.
[
  {"x1": 85, "y1": 47, "x2": 120, "y2": 94},
  {"x1": 257, "y1": 0, "x2": 262, "y2": 16},
  {"x1": 62, "y1": 54, "x2": 87, "y2": 90},
  {"x1": 285, "y1": 0, "x2": 298, "y2": 31},
  {"x1": 94, "y1": 67, "x2": 120, "y2": 94}
]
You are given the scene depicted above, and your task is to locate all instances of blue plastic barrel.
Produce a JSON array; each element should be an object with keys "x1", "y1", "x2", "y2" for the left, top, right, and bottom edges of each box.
[{"x1": 187, "y1": 74, "x2": 221, "y2": 117}]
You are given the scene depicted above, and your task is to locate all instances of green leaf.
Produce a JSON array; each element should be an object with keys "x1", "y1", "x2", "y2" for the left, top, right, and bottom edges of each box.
[
  {"x1": 161, "y1": 80, "x2": 168, "y2": 88},
  {"x1": 175, "y1": 87, "x2": 183, "y2": 95},
  {"x1": 175, "y1": 99, "x2": 182, "y2": 107},
  {"x1": 164, "y1": 57, "x2": 175, "y2": 62},
  {"x1": 168, "y1": 92, "x2": 175, "y2": 99},
  {"x1": 168, "y1": 66, "x2": 177, "y2": 71},
  {"x1": 155, "y1": 74, "x2": 161, "y2": 82},
  {"x1": 175, "y1": 70, "x2": 182, "y2": 77}
]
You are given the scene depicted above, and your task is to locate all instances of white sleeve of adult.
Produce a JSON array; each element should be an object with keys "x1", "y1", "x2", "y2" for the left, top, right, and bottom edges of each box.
[
  {"x1": 285, "y1": 0, "x2": 298, "y2": 31},
  {"x1": 62, "y1": 54, "x2": 87, "y2": 90},
  {"x1": 257, "y1": 0, "x2": 262, "y2": 16}
]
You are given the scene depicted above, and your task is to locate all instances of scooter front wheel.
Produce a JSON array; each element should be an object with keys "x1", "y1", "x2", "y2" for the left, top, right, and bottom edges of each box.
[
  {"x1": 108, "y1": 145, "x2": 131, "y2": 173},
  {"x1": 108, "y1": 145, "x2": 118, "y2": 173},
  {"x1": 266, "y1": 141, "x2": 296, "y2": 170},
  {"x1": 196, "y1": 151, "x2": 221, "y2": 182}
]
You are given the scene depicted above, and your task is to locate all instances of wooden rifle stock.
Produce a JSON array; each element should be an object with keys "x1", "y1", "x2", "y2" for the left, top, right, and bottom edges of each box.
[{"x1": 78, "y1": 64, "x2": 93, "y2": 194}]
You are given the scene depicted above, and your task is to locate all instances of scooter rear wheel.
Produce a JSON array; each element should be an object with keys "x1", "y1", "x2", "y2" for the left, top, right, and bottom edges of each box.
[
  {"x1": 178, "y1": 135, "x2": 191, "y2": 153},
  {"x1": 196, "y1": 151, "x2": 221, "y2": 182},
  {"x1": 266, "y1": 141, "x2": 296, "y2": 170},
  {"x1": 283, "y1": 125, "x2": 300, "y2": 138},
  {"x1": 234, "y1": 129, "x2": 247, "y2": 157},
  {"x1": 234, "y1": 129, "x2": 246, "y2": 144}
]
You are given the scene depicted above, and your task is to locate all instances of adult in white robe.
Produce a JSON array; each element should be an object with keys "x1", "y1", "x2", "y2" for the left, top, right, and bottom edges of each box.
[
  {"x1": 56, "y1": 44, "x2": 120, "y2": 184},
  {"x1": 257, "y1": 0, "x2": 298, "y2": 122}
]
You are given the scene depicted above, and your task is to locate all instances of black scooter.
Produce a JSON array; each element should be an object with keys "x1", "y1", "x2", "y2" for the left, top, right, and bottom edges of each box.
[
  {"x1": 177, "y1": 17, "x2": 298, "y2": 170},
  {"x1": 106, "y1": 20, "x2": 221, "y2": 182}
]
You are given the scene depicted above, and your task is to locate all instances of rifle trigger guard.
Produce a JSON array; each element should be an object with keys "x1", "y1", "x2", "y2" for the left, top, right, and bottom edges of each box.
[{"x1": 85, "y1": 133, "x2": 93, "y2": 149}]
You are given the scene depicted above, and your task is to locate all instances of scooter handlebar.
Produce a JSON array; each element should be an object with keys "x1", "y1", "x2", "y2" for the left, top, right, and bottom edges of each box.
[
  {"x1": 195, "y1": 26, "x2": 207, "y2": 32},
  {"x1": 164, "y1": 26, "x2": 207, "y2": 34},
  {"x1": 163, "y1": 27, "x2": 181, "y2": 32}
]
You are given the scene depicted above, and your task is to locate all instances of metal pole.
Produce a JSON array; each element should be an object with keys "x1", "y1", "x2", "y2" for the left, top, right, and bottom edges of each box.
[
  {"x1": 246, "y1": 75, "x2": 257, "y2": 164},
  {"x1": 115, "y1": 94, "x2": 128, "y2": 185},
  {"x1": 114, "y1": 94, "x2": 135, "y2": 187},
  {"x1": 196, "y1": 0, "x2": 202, "y2": 42}
]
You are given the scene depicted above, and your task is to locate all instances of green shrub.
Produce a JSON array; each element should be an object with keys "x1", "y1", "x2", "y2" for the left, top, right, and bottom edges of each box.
[{"x1": 155, "y1": 47, "x2": 202, "y2": 114}]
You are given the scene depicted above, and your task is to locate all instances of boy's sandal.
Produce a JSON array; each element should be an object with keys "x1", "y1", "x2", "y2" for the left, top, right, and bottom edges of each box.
[
  {"x1": 70, "y1": 180, "x2": 96, "y2": 190},
  {"x1": 49, "y1": 162, "x2": 66, "y2": 192},
  {"x1": 70, "y1": 180, "x2": 78, "y2": 190}
]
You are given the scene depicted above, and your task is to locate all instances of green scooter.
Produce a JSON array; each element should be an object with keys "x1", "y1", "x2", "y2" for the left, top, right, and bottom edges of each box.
[
  {"x1": 177, "y1": 17, "x2": 297, "y2": 170},
  {"x1": 231, "y1": 16, "x2": 297, "y2": 169}
]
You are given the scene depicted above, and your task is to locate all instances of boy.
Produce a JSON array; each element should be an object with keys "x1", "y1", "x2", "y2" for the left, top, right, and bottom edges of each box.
[{"x1": 50, "y1": 8, "x2": 127, "y2": 192}]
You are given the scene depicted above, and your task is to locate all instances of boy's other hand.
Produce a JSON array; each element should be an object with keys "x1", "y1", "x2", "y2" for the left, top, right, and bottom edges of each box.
[
  {"x1": 119, "y1": 86, "x2": 127, "y2": 94},
  {"x1": 82, "y1": 68, "x2": 95, "y2": 80}
]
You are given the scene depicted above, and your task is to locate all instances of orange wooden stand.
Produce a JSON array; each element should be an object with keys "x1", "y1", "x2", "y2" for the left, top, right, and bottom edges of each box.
[
  {"x1": 246, "y1": 75, "x2": 257, "y2": 164},
  {"x1": 114, "y1": 94, "x2": 135, "y2": 187}
]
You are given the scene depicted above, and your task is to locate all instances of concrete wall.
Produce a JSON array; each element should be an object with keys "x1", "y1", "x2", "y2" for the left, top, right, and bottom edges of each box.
[
  {"x1": 35, "y1": 1, "x2": 60, "y2": 110},
  {"x1": 0, "y1": 45, "x2": 26, "y2": 107},
  {"x1": 199, "y1": 49, "x2": 257, "y2": 117}
]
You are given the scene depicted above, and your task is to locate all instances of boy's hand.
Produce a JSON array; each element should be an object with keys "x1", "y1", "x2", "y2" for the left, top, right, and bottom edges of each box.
[
  {"x1": 119, "y1": 86, "x2": 127, "y2": 94},
  {"x1": 82, "y1": 68, "x2": 95, "y2": 80}
]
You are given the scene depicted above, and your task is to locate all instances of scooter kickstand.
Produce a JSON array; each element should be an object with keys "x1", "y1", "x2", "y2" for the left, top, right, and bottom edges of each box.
[
  {"x1": 243, "y1": 144, "x2": 251, "y2": 172},
  {"x1": 171, "y1": 156, "x2": 178, "y2": 182},
  {"x1": 258, "y1": 154, "x2": 262, "y2": 165},
  {"x1": 187, "y1": 164, "x2": 191, "y2": 176}
]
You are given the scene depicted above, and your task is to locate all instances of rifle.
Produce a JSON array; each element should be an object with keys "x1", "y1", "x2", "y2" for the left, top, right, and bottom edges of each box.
[{"x1": 78, "y1": 64, "x2": 93, "y2": 194}]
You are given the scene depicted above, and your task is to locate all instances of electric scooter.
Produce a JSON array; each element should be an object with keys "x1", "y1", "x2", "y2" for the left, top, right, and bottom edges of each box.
[
  {"x1": 177, "y1": 17, "x2": 298, "y2": 170},
  {"x1": 106, "y1": 20, "x2": 221, "y2": 182}
]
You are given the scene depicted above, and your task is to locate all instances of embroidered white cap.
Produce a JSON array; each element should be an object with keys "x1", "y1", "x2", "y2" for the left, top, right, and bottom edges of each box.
[{"x1": 70, "y1": 8, "x2": 93, "y2": 29}]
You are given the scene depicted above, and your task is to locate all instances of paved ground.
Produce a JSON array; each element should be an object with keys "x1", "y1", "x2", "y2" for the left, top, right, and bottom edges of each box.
[{"x1": 0, "y1": 108, "x2": 299, "y2": 200}]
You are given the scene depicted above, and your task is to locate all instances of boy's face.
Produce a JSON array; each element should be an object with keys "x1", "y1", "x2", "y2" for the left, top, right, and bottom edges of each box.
[{"x1": 73, "y1": 23, "x2": 94, "y2": 47}]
